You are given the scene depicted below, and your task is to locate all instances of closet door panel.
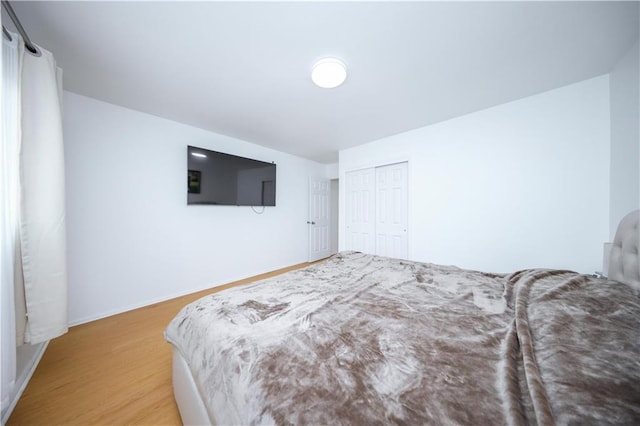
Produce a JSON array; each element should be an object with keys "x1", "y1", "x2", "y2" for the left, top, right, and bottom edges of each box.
[
  {"x1": 345, "y1": 168, "x2": 375, "y2": 254},
  {"x1": 345, "y1": 163, "x2": 408, "y2": 259},
  {"x1": 375, "y1": 163, "x2": 408, "y2": 259}
]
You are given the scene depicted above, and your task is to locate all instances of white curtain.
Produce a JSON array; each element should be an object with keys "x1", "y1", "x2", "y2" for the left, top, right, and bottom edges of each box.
[
  {"x1": 1, "y1": 30, "x2": 67, "y2": 413},
  {"x1": 19, "y1": 35, "x2": 67, "y2": 344},
  {"x1": 1, "y1": 28, "x2": 21, "y2": 414}
]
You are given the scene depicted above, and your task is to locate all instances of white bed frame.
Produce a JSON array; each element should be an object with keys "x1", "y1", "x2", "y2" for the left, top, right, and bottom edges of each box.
[
  {"x1": 170, "y1": 210, "x2": 640, "y2": 426},
  {"x1": 172, "y1": 347, "x2": 213, "y2": 425}
]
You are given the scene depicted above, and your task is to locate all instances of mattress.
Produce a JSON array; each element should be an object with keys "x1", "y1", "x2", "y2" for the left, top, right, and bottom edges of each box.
[{"x1": 165, "y1": 251, "x2": 640, "y2": 424}]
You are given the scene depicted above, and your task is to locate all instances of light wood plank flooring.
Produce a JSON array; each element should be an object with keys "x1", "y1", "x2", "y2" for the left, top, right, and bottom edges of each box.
[{"x1": 7, "y1": 261, "x2": 314, "y2": 425}]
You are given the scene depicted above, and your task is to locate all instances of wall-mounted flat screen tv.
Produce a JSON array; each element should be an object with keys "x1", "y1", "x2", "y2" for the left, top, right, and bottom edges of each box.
[{"x1": 187, "y1": 145, "x2": 276, "y2": 206}]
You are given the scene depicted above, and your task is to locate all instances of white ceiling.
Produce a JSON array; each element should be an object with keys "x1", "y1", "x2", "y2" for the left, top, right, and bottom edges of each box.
[{"x1": 4, "y1": 1, "x2": 639, "y2": 163}]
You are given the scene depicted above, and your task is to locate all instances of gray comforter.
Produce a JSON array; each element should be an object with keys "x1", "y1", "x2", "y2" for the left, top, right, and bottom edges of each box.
[{"x1": 165, "y1": 252, "x2": 640, "y2": 425}]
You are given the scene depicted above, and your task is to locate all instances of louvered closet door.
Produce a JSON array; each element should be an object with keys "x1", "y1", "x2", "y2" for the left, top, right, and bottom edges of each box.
[{"x1": 345, "y1": 162, "x2": 408, "y2": 259}]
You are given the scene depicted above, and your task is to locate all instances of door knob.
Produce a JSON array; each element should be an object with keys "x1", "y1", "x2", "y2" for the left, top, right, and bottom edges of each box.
[{"x1": 307, "y1": 221, "x2": 316, "y2": 225}]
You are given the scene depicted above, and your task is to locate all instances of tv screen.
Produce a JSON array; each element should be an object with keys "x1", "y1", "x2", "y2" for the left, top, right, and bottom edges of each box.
[{"x1": 187, "y1": 146, "x2": 276, "y2": 206}]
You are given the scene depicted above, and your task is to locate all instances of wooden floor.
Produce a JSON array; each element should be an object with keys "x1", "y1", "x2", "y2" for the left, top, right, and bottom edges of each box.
[{"x1": 7, "y1": 261, "x2": 314, "y2": 425}]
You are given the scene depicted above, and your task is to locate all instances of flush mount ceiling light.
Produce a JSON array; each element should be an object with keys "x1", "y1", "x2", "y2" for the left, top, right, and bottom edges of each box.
[{"x1": 311, "y1": 58, "x2": 347, "y2": 89}]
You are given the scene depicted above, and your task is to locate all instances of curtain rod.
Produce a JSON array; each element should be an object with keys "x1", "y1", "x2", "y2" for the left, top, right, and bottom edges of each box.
[{"x1": 2, "y1": 0, "x2": 38, "y2": 54}]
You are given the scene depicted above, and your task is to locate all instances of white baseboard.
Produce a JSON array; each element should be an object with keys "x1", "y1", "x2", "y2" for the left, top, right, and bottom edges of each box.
[
  {"x1": 68, "y1": 281, "x2": 228, "y2": 327},
  {"x1": 68, "y1": 262, "x2": 300, "y2": 327},
  {"x1": 1, "y1": 340, "x2": 49, "y2": 424},
  {"x1": 69, "y1": 260, "x2": 306, "y2": 327}
]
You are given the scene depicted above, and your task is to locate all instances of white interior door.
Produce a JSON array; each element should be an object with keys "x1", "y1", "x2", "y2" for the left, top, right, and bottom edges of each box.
[
  {"x1": 308, "y1": 178, "x2": 331, "y2": 262},
  {"x1": 345, "y1": 168, "x2": 375, "y2": 253},
  {"x1": 375, "y1": 162, "x2": 408, "y2": 259}
]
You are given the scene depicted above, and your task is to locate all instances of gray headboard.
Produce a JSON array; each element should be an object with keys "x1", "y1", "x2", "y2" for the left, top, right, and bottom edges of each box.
[{"x1": 609, "y1": 210, "x2": 640, "y2": 290}]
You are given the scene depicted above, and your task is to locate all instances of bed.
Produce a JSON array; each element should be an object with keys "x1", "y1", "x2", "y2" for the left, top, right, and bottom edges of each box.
[{"x1": 165, "y1": 210, "x2": 640, "y2": 425}]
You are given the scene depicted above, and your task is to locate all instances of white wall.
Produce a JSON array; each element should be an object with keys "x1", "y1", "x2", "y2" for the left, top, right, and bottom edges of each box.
[
  {"x1": 325, "y1": 163, "x2": 339, "y2": 179},
  {"x1": 64, "y1": 92, "x2": 326, "y2": 325},
  {"x1": 609, "y1": 40, "x2": 640, "y2": 239},
  {"x1": 339, "y1": 76, "x2": 610, "y2": 274}
]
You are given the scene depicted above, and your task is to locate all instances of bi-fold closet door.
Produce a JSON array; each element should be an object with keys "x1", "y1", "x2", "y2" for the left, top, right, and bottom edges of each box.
[{"x1": 345, "y1": 162, "x2": 408, "y2": 259}]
